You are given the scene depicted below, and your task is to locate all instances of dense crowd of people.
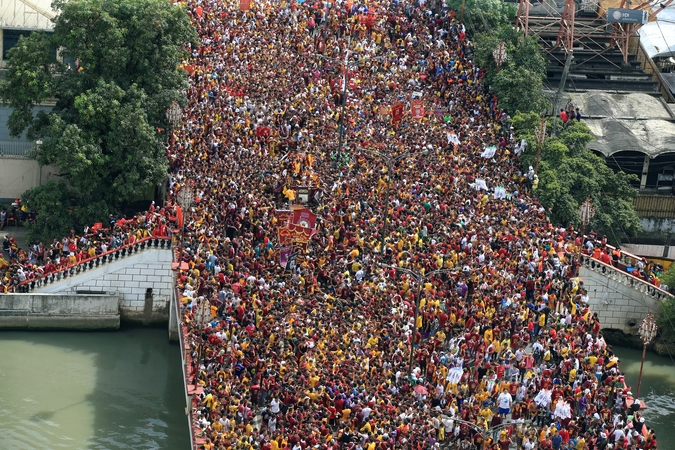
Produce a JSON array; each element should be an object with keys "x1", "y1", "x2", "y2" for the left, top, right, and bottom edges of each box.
[
  {"x1": 0, "y1": 0, "x2": 664, "y2": 448},
  {"x1": 165, "y1": 0, "x2": 661, "y2": 449}
]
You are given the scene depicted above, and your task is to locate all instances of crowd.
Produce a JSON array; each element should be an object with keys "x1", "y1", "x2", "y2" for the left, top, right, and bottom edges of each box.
[
  {"x1": 0, "y1": 0, "x2": 663, "y2": 448},
  {"x1": 166, "y1": 0, "x2": 662, "y2": 449},
  {"x1": 0, "y1": 207, "x2": 170, "y2": 291}
]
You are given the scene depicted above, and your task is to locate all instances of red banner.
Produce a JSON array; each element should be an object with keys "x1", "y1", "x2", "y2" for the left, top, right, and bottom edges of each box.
[
  {"x1": 291, "y1": 206, "x2": 317, "y2": 229},
  {"x1": 411, "y1": 99, "x2": 424, "y2": 120},
  {"x1": 278, "y1": 223, "x2": 317, "y2": 245},
  {"x1": 240, "y1": 0, "x2": 251, "y2": 10},
  {"x1": 391, "y1": 102, "x2": 404, "y2": 124},
  {"x1": 275, "y1": 210, "x2": 292, "y2": 225}
]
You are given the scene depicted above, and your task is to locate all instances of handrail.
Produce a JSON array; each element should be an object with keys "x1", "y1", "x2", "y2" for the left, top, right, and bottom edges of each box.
[
  {"x1": 11, "y1": 236, "x2": 172, "y2": 294},
  {"x1": 630, "y1": 36, "x2": 675, "y2": 104},
  {"x1": 174, "y1": 286, "x2": 198, "y2": 450},
  {"x1": 578, "y1": 254, "x2": 674, "y2": 301}
]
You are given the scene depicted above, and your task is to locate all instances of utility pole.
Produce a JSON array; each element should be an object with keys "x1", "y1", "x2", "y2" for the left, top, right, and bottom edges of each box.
[
  {"x1": 534, "y1": 116, "x2": 547, "y2": 173},
  {"x1": 552, "y1": 51, "x2": 573, "y2": 117}
]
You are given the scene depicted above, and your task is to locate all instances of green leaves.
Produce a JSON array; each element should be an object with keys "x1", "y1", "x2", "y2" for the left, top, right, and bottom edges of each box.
[
  {"x1": 473, "y1": 26, "x2": 548, "y2": 115},
  {"x1": 514, "y1": 112, "x2": 641, "y2": 243},
  {"x1": 0, "y1": 0, "x2": 196, "y2": 243}
]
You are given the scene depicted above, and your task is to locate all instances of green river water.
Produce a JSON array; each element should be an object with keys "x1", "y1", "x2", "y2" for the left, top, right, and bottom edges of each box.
[
  {"x1": 1, "y1": 328, "x2": 674, "y2": 449},
  {"x1": 0, "y1": 328, "x2": 189, "y2": 449},
  {"x1": 612, "y1": 345, "x2": 675, "y2": 444}
]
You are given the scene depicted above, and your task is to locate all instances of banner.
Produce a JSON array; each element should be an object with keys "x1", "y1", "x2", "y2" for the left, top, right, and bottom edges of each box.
[
  {"x1": 278, "y1": 223, "x2": 316, "y2": 245},
  {"x1": 291, "y1": 206, "x2": 317, "y2": 229},
  {"x1": 411, "y1": 99, "x2": 424, "y2": 120},
  {"x1": 447, "y1": 130, "x2": 460, "y2": 146},
  {"x1": 481, "y1": 145, "x2": 497, "y2": 159},
  {"x1": 434, "y1": 106, "x2": 448, "y2": 118},
  {"x1": 279, "y1": 246, "x2": 292, "y2": 267},
  {"x1": 240, "y1": 0, "x2": 251, "y2": 10},
  {"x1": 285, "y1": 252, "x2": 299, "y2": 272},
  {"x1": 391, "y1": 102, "x2": 404, "y2": 124},
  {"x1": 275, "y1": 209, "x2": 292, "y2": 225}
]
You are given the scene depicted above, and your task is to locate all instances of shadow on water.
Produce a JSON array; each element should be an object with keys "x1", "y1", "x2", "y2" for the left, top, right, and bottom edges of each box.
[
  {"x1": 30, "y1": 396, "x2": 92, "y2": 422},
  {"x1": 1, "y1": 328, "x2": 190, "y2": 450}
]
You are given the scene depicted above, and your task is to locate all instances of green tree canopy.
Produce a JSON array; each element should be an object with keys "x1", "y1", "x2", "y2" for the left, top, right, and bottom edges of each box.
[
  {"x1": 513, "y1": 111, "x2": 642, "y2": 243},
  {"x1": 473, "y1": 25, "x2": 549, "y2": 115},
  {"x1": 0, "y1": 0, "x2": 197, "y2": 243},
  {"x1": 446, "y1": 0, "x2": 516, "y2": 35}
]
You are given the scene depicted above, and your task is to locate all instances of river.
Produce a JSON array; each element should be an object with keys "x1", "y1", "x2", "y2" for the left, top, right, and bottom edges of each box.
[
  {"x1": 0, "y1": 328, "x2": 189, "y2": 449},
  {"x1": 612, "y1": 345, "x2": 675, "y2": 444}
]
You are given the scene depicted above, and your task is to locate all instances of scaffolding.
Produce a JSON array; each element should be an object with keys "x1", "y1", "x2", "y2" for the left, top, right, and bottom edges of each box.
[{"x1": 516, "y1": 0, "x2": 675, "y2": 67}]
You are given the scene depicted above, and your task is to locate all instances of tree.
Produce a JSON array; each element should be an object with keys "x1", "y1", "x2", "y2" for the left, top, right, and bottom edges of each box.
[
  {"x1": 446, "y1": 0, "x2": 516, "y2": 35},
  {"x1": 657, "y1": 265, "x2": 675, "y2": 343},
  {"x1": 473, "y1": 25, "x2": 548, "y2": 115},
  {"x1": 0, "y1": 0, "x2": 197, "y2": 244},
  {"x1": 513, "y1": 112, "x2": 642, "y2": 243}
]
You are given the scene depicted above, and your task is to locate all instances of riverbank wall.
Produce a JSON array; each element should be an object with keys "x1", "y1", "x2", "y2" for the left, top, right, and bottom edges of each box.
[{"x1": 0, "y1": 293, "x2": 120, "y2": 330}]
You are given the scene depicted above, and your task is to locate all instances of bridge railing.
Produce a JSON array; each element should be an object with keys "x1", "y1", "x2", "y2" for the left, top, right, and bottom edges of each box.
[
  {"x1": 12, "y1": 236, "x2": 172, "y2": 293},
  {"x1": 579, "y1": 254, "x2": 674, "y2": 301}
]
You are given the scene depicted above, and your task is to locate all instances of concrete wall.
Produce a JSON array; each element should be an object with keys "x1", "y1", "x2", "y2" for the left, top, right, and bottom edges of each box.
[
  {"x1": 0, "y1": 293, "x2": 120, "y2": 329},
  {"x1": 621, "y1": 244, "x2": 675, "y2": 259},
  {"x1": 579, "y1": 257, "x2": 672, "y2": 334},
  {"x1": 0, "y1": 157, "x2": 59, "y2": 200},
  {"x1": 34, "y1": 248, "x2": 174, "y2": 326},
  {"x1": 641, "y1": 217, "x2": 675, "y2": 234}
]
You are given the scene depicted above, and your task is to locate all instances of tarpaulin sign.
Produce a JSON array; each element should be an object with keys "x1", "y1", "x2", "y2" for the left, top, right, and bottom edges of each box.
[
  {"x1": 291, "y1": 206, "x2": 317, "y2": 229},
  {"x1": 279, "y1": 246, "x2": 292, "y2": 267},
  {"x1": 411, "y1": 99, "x2": 424, "y2": 120},
  {"x1": 391, "y1": 102, "x2": 404, "y2": 124}
]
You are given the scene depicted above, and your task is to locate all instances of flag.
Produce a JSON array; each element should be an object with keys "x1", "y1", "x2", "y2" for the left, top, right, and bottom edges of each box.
[
  {"x1": 291, "y1": 206, "x2": 317, "y2": 229},
  {"x1": 434, "y1": 106, "x2": 447, "y2": 118},
  {"x1": 240, "y1": 0, "x2": 251, "y2": 10},
  {"x1": 474, "y1": 179, "x2": 488, "y2": 191},
  {"x1": 391, "y1": 102, "x2": 404, "y2": 124},
  {"x1": 411, "y1": 99, "x2": 424, "y2": 120},
  {"x1": 481, "y1": 145, "x2": 497, "y2": 158},
  {"x1": 279, "y1": 246, "x2": 293, "y2": 267},
  {"x1": 447, "y1": 131, "x2": 460, "y2": 146}
]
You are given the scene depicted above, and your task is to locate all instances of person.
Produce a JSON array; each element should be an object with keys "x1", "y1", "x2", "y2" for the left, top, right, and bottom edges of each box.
[
  {"x1": 560, "y1": 108, "x2": 568, "y2": 124},
  {"x1": 575, "y1": 107, "x2": 582, "y2": 121},
  {"x1": 497, "y1": 389, "x2": 513, "y2": 416}
]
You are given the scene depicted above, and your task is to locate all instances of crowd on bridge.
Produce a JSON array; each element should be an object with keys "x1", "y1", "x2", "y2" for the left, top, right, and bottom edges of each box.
[
  {"x1": 164, "y1": 0, "x2": 662, "y2": 449},
  {"x1": 0, "y1": 0, "x2": 664, "y2": 448}
]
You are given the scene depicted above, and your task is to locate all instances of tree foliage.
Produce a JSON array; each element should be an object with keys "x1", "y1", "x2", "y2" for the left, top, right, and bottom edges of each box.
[
  {"x1": 446, "y1": 0, "x2": 516, "y2": 35},
  {"x1": 0, "y1": 0, "x2": 197, "y2": 244},
  {"x1": 513, "y1": 112, "x2": 642, "y2": 243},
  {"x1": 657, "y1": 295, "x2": 675, "y2": 344},
  {"x1": 473, "y1": 26, "x2": 548, "y2": 115}
]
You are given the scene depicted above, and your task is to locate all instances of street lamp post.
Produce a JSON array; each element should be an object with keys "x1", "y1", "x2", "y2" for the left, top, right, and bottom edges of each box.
[
  {"x1": 316, "y1": 38, "x2": 383, "y2": 165},
  {"x1": 192, "y1": 297, "x2": 211, "y2": 385},
  {"x1": 443, "y1": 417, "x2": 514, "y2": 450},
  {"x1": 176, "y1": 185, "x2": 194, "y2": 238},
  {"x1": 636, "y1": 313, "x2": 658, "y2": 398},
  {"x1": 381, "y1": 264, "x2": 455, "y2": 377},
  {"x1": 533, "y1": 117, "x2": 547, "y2": 173},
  {"x1": 358, "y1": 148, "x2": 417, "y2": 252}
]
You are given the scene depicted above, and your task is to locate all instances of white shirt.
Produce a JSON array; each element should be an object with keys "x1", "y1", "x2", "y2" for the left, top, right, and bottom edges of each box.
[{"x1": 498, "y1": 392, "x2": 512, "y2": 409}]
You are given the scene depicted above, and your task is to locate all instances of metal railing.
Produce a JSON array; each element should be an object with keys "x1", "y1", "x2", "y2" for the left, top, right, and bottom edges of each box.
[
  {"x1": 0, "y1": 140, "x2": 37, "y2": 157},
  {"x1": 174, "y1": 285, "x2": 198, "y2": 450},
  {"x1": 579, "y1": 254, "x2": 674, "y2": 301},
  {"x1": 11, "y1": 236, "x2": 172, "y2": 293},
  {"x1": 629, "y1": 36, "x2": 675, "y2": 104}
]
